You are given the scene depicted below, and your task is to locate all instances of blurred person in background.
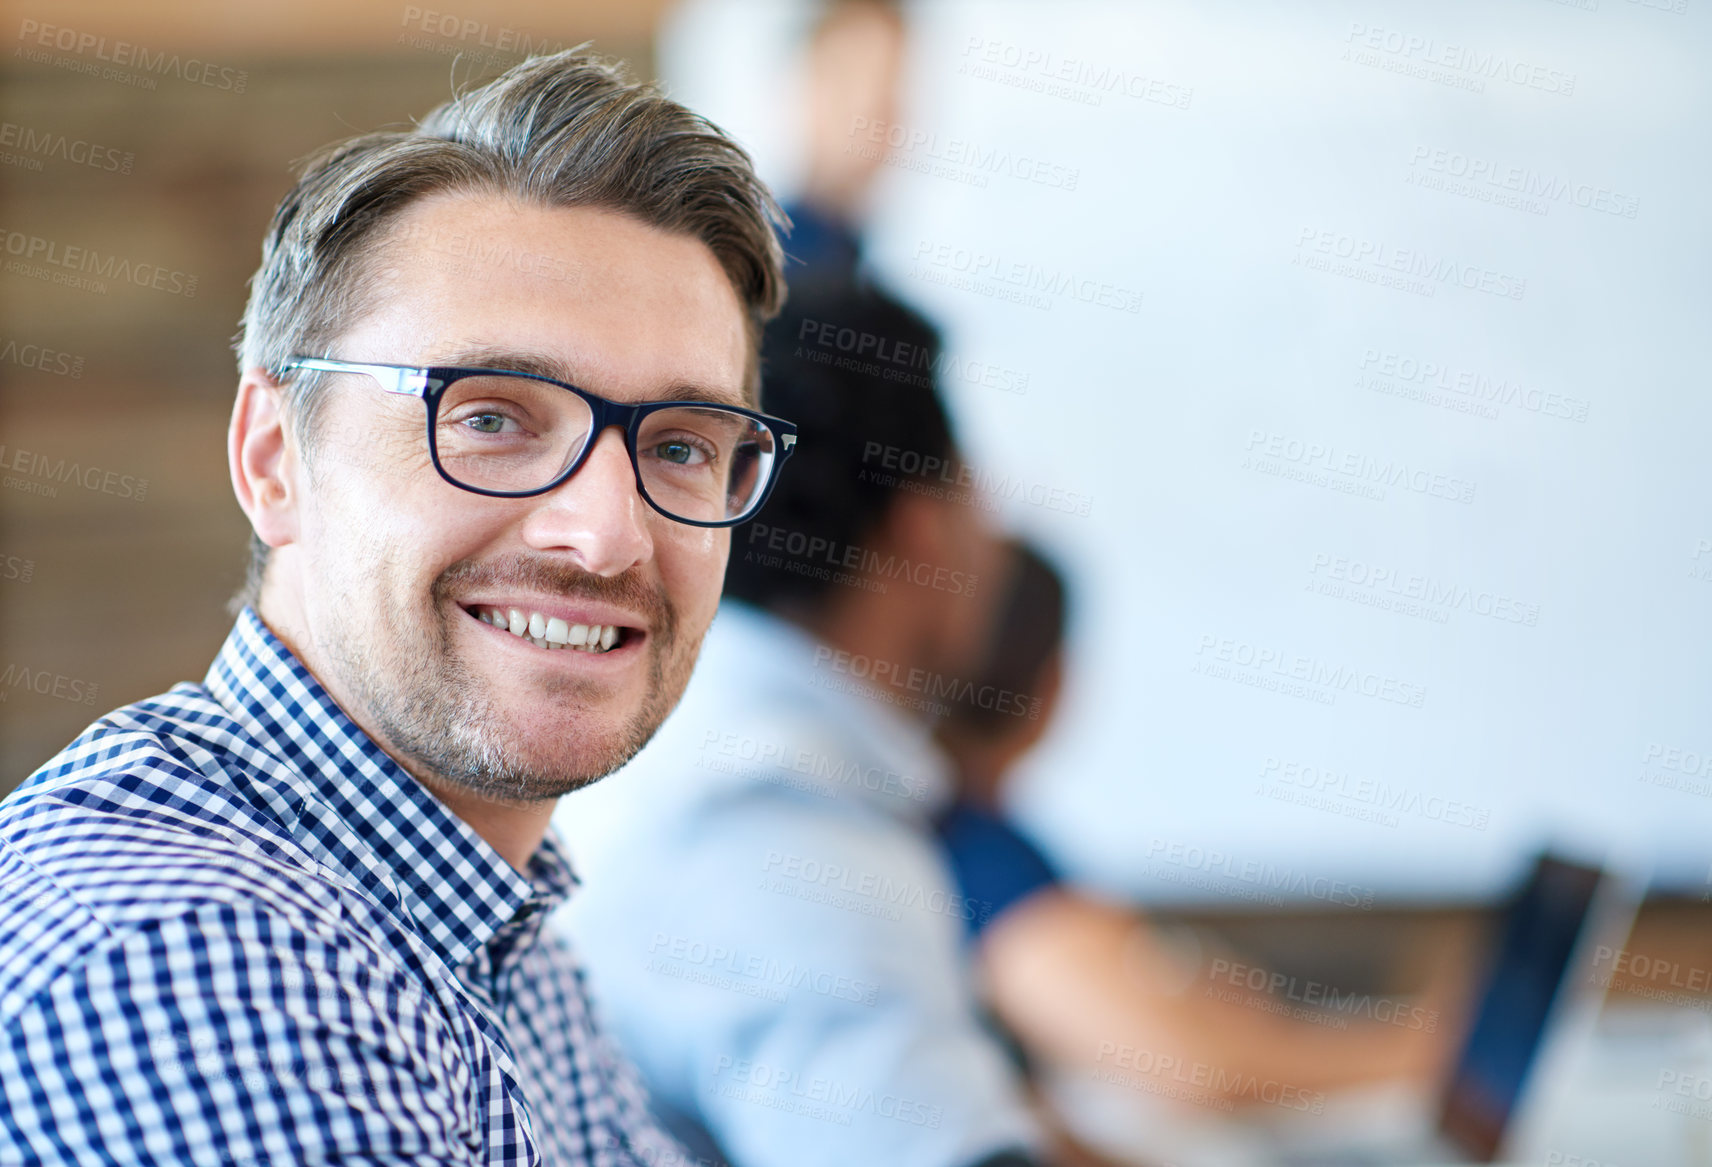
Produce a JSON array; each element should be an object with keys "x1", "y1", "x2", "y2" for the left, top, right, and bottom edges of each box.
[
  {"x1": 559, "y1": 1, "x2": 1452, "y2": 1162},
  {"x1": 556, "y1": 4, "x2": 1061, "y2": 1164},
  {"x1": 556, "y1": 6, "x2": 1045, "y2": 1165},
  {"x1": 934, "y1": 542, "x2": 1455, "y2": 1115},
  {"x1": 781, "y1": 0, "x2": 908, "y2": 298},
  {"x1": 787, "y1": 0, "x2": 1456, "y2": 1112},
  {"x1": 0, "y1": 51, "x2": 797, "y2": 1166},
  {"x1": 557, "y1": 272, "x2": 1042, "y2": 1167}
]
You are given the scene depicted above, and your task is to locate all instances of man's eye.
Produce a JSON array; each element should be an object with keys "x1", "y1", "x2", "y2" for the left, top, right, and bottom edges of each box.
[
  {"x1": 654, "y1": 440, "x2": 708, "y2": 466},
  {"x1": 463, "y1": 412, "x2": 512, "y2": 434}
]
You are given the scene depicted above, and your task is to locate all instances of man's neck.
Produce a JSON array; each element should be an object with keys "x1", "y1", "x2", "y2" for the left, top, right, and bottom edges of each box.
[
  {"x1": 254, "y1": 596, "x2": 553, "y2": 876},
  {"x1": 416, "y1": 776, "x2": 558, "y2": 875},
  {"x1": 804, "y1": 596, "x2": 934, "y2": 729}
]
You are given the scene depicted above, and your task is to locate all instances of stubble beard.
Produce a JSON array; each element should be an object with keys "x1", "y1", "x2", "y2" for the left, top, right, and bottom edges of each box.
[{"x1": 322, "y1": 551, "x2": 697, "y2": 804}]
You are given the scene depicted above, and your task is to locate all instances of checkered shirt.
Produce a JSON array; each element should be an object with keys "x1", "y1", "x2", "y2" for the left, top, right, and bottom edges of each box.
[{"x1": 0, "y1": 607, "x2": 690, "y2": 1166}]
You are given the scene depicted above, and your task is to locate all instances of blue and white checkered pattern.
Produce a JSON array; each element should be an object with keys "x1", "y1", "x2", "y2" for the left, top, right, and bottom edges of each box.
[{"x1": 0, "y1": 607, "x2": 689, "y2": 1166}]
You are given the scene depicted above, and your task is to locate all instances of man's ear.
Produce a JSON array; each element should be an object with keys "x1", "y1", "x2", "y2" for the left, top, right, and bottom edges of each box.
[{"x1": 229, "y1": 366, "x2": 301, "y2": 552}]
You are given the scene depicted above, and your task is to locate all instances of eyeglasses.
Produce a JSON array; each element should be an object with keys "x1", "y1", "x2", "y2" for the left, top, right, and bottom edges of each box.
[{"x1": 275, "y1": 357, "x2": 798, "y2": 528}]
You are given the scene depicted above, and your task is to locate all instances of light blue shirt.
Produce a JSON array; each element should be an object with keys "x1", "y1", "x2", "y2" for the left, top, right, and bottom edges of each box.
[{"x1": 552, "y1": 601, "x2": 1043, "y2": 1167}]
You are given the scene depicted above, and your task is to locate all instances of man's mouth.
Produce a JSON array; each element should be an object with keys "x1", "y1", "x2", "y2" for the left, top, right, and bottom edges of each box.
[{"x1": 463, "y1": 604, "x2": 633, "y2": 654}]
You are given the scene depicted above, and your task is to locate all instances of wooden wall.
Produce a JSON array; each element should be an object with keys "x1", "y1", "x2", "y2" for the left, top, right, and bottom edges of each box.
[{"x1": 0, "y1": 3, "x2": 663, "y2": 790}]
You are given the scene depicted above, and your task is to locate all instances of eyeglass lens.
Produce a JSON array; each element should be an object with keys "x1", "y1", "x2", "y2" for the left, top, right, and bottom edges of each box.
[{"x1": 433, "y1": 374, "x2": 775, "y2": 522}]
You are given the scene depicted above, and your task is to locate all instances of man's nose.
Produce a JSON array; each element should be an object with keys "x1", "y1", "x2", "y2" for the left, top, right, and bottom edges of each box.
[{"x1": 517, "y1": 426, "x2": 653, "y2": 575}]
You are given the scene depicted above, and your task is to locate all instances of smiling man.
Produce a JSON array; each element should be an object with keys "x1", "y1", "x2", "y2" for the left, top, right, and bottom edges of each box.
[{"x1": 0, "y1": 52, "x2": 792, "y2": 1165}]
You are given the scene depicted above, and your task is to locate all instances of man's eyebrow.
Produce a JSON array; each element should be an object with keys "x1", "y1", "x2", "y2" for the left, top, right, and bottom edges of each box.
[
  {"x1": 433, "y1": 346, "x2": 748, "y2": 409},
  {"x1": 656, "y1": 382, "x2": 750, "y2": 409},
  {"x1": 434, "y1": 346, "x2": 578, "y2": 384}
]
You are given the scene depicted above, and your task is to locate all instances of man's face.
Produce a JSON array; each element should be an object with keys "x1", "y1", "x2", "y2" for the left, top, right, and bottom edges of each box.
[{"x1": 271, "y1": 191, "x2": 749, "y2": 802}]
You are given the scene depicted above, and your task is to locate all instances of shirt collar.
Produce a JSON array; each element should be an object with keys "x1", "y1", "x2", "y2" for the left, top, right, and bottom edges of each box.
[{"x1": 204, "y1": 606, "x2": 577, "y2": 970}]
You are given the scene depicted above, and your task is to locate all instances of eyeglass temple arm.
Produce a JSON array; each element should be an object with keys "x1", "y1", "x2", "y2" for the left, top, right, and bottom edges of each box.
[{"x1": 281, "y1": 358, "x2": 438, "y2": 399}]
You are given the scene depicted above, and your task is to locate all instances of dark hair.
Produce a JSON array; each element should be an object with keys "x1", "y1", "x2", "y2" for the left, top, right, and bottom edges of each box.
[
  {"x1": 723, "y1": 275, "x2": 957, "y2": 617},
  {"x1": 943, "y1": 540, "x2": 1067, "y2": 734},
  {"x1": 232, "y1": 48, "x2": 786, "y2": 614}
]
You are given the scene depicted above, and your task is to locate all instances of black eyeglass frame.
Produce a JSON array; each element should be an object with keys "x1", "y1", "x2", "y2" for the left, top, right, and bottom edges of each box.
[{"x1": 275, "y1": 356, "x2": 799, "y2": 528}]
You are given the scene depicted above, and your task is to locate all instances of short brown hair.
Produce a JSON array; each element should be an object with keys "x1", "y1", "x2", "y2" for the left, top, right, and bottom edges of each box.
[{"x1": 232, "y1": 48, "x2": 787, "y2": 614}]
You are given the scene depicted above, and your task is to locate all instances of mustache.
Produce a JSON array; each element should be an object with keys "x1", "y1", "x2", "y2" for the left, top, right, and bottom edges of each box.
[{"x1": 433, "y1": 552, "x2": 676, "y2": 639}]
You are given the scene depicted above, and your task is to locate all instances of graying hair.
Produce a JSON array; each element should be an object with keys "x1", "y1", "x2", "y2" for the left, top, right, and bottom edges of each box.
[{"x1": 231, "y1": 48, "x2": 788, "y2": 615}]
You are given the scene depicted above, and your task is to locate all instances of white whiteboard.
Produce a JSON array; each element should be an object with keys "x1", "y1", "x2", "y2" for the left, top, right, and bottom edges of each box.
[{"x1": 652, "y1": 0, "x2": 1712, "y2": 903}]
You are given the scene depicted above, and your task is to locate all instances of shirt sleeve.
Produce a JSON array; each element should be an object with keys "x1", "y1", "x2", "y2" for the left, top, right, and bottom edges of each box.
[
  {"x1": 933, "y1": 802, "x2": 1061, "y2": 941},
  {"x1": 0, "y1": 898, "x2": 481, "y2": 1166}
]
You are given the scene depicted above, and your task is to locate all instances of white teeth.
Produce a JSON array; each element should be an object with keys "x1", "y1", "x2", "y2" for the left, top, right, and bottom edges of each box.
[{"x1": 476, "y1": 606, "x2": 623, "y2": 653}]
